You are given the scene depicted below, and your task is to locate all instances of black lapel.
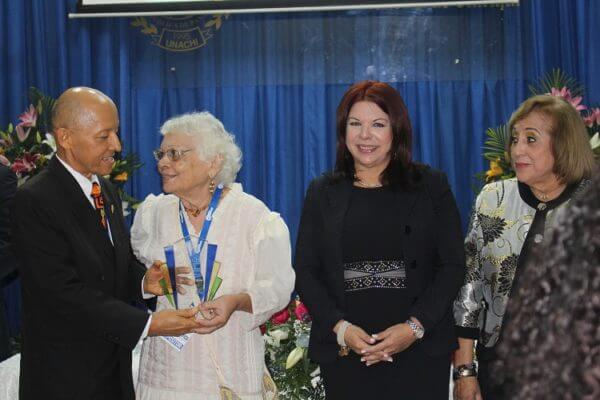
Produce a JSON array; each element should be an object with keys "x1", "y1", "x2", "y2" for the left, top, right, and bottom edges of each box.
[
  {"x1": 100, "y1": 179, "x2": 128, "y2": 291},
  {"x1": 392, "y1": 185, "x2": 421, "y2": 234},
  {"x1": 47, "y1": 158, "x2": 115, "y2": 265},
  {"x1": 323, "y1": 178, "x2": 352, "y2": 296}
]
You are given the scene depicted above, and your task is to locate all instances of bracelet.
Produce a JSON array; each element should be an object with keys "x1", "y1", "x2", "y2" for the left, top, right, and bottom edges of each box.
[
  {"x1": 336, "y1": 320, "x2": 352, "y2": 347},
  {"x1": 452, "y1": 362, "x2": 478, "y2": 381}
]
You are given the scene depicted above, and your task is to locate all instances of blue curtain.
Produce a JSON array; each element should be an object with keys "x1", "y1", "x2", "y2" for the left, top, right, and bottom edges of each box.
[{"x1": 1, "y1": 0, "x2": 599, "y2": 334}]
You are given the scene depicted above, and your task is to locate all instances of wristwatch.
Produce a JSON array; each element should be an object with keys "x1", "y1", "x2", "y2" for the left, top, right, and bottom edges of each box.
[
  {"x1": 405, "y1": 319, "x2": 424, "y2": 339},
  {"x1": 453, "y1": 362, "x2": 478, "y2": 381}
]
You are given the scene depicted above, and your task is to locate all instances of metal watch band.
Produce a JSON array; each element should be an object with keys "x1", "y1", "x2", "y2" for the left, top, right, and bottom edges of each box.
[
  {"x1": 405, "y1": 319, "x2": 424, "y2": 339},
  {"x1": 452, "y1": 362, "x2": 478, "y2": 381}
]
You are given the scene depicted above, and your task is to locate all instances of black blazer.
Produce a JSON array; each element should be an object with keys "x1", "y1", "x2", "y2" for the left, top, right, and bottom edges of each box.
[
  {"x1": 294, "y1": 167, "x2": 466, "y2": 363},
  {"x1": 12, "y1": 157, "x2": 150, "y2": 400},
  {"x1": 0, "y1": 165, "x2": 17, "y2": 281}
]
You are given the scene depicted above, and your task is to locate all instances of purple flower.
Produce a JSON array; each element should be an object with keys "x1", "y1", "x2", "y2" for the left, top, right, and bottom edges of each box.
[
  {"x1": 15, "y1": 104, "x2": 38, "y2": 142},
  {"x1": 18, "y1": 105, "x2": 37, "y2": 127},
  {"x1": 15, "y1": 124, "x2": 31, "y2": 142},
  {"x1": 0, "y1": 155, "x2": 10, "y2": 166},
  {"x1": 549, "y1": 87, "x2": 587, "y2": 111},
  {"x1": 11, "y1": 152, "x2": 40, "y2": 176},
  {"x1": 583, "y1": 107, "x2": 600, "y2": 127}
]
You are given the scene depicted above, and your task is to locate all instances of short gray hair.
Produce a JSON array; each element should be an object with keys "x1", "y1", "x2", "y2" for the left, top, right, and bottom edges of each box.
[{"x1": 160, "y1": 111, "x2": 242, "y2": 186}]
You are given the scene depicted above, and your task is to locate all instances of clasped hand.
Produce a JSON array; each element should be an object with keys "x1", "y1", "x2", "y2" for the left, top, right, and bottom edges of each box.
[
  {"x1": 147, "y1": 295, "x2": 240, "y2": 337},
  {"x1": 344, "y1": 323, "x2": 418, "y2": 366},
  {"x1": 145, "y1": 263, "x2": 243, "y2": 336}
]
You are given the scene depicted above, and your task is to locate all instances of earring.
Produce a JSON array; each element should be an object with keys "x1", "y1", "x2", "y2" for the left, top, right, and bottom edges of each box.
[{"x1": 208, "y1": 178, "x2": 216, "y2": 194}]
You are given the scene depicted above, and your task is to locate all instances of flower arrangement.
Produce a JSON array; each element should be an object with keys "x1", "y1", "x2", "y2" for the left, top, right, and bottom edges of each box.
[
  {"x1": 479, "y1": 69, "x2": 600, "y2": 185},
  {"x1": 0, "y1": 87, "x2": 142, "y2": 214},
  {"x1": 263, "y1": 298, "x2": 325, "y2": 400}
]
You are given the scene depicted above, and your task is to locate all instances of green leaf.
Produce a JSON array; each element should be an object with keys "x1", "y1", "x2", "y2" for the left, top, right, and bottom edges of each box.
[
  {"x1": 28, "y1": 87, "x2": 56, "y2": 134},
  {"x1": 482, "y1": 125, "x2": 510, "y2": 162},
  {"x1": 529, "y1": 68, "x2": 584, "y2": 98}
]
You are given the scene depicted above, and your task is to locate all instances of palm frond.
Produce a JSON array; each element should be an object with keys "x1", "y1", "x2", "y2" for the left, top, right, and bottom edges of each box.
[
  {"x1": 29, "y1": 87, "x2": 56, "y2": 134},
  {"x1": 529, "y1": 69, "x2": 584, "y2": 98},
  {"x1": 482, "y1": 125, "x2": 509, "y2": 162}
]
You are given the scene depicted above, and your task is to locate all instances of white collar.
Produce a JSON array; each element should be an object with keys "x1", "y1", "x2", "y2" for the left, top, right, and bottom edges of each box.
[{"x1": 56, "y1": 156, "x2": 99, "y2": 207}]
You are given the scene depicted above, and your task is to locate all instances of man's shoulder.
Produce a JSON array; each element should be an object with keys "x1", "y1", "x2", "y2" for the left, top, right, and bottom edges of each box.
[
  {"x1": 17, "y1": 168, "x2": 52, "y2": 192},
  {"x1": 0, "y1": 164, "x2": 11, "y2": 178},
  {"x1": 0, "y1": 164, "x2": 16, "y2": 188},
  {"x1": 14, "y1": 167, "x2": 64, "y2": 208}
]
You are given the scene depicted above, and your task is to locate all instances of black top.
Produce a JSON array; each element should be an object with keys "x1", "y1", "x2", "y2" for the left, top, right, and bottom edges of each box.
[{"x1": 342, "y1": 186, "x2": 411, "y2": 333}]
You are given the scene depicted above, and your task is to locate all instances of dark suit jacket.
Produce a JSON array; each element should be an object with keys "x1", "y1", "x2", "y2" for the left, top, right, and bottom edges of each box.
[
  {"x1": 0, "y1": 165, "x2": 17, "y2": 361},
  {"x1": 12, "y1": 157, "x2": 149, "y2": 400},
  {"x1": 294, "y1": 167, "x2": 466, "y2": 363},
  {"x1": 0, "y1": 165, "x2": 17, "y2": 281}
]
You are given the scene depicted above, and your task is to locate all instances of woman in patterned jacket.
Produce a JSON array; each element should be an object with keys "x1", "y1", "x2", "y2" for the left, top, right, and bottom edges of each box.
[{"x1": 452, "y1": 95, "x2": 595, "y2": 400}]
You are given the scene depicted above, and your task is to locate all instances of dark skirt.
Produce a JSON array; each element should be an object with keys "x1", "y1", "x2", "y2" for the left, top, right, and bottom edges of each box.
[
  {"x1": 476, "y1": 345, "x2": 508, "y2": 400},
  {"x1": 320, "y1": 343, "x2": 450, "y2": 400}
]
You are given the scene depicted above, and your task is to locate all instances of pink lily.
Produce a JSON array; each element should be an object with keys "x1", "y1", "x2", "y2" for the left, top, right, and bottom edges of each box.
[
  {"x1": 15, "y1": 124, "x2": 31, "y2": 142},
  {"x1": 583, "y1": 107, "x2": 600, "y2": 127},
  {"x1": 18, "y1": 105, "x2": 37, "y2": 127},
  {"x1": 11, "y1": 152, "x2": 40, "y2": 175},
  {"x1": 549, "y1": 87, "x2": 587, "y2": 111},
  {"x1": 0, "y1": 155, "x2": 10, "y2": 166}
]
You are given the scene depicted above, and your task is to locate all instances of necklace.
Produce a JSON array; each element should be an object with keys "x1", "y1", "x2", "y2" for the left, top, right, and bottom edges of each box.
[
  {"x1": 531, "y1": 185, "x2": 564, "y2": 202},
  {"x1": 183, "y1": 203, "x2": 208, "y2": 217},
  {"x1": 354, "y1": 177, "x2": 383, "y2": 188}
]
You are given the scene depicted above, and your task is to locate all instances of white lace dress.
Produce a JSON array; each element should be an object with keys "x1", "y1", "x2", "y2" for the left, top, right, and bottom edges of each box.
[{"x1": 131, "y1": 183, "x2": 295, "y2": 400}]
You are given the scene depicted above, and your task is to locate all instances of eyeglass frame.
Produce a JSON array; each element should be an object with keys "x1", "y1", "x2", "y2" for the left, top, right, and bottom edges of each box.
[{"x1": 152, "y1": 148, "x2": 194, "y2": 162}]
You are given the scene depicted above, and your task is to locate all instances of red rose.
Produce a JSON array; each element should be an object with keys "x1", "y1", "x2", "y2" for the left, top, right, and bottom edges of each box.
[
  {"x1": 294, "y1": 302, "x2": 311, "y2": 322},
  {"x1": 259, "y1": 324, "x2": 267, "y2": 335},
  {"x1": 270, "y1": 308, "x2": 290, "y2": 325}
]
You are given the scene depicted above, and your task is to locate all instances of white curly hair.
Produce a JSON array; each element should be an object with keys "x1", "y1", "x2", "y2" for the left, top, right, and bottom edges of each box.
[{"x1": 159, "y1": 111, "x2": 242, "y2": 186}]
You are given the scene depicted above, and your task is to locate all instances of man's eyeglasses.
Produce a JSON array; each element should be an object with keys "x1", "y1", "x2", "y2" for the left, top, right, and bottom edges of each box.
[{"x1": 153, "y1": 148, "x2": 193, "y2": 162}]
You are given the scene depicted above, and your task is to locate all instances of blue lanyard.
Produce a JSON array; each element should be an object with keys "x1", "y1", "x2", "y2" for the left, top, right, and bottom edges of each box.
[{"x1": 178, "y1": 185, "x2": 223, "y2": 302}]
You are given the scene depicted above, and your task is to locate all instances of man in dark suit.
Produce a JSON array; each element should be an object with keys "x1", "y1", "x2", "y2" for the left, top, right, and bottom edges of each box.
[
  {"x1": 12, "y1": 87, "x2": 204, "y2": 400},
  {"x1": 0, "y1": 164, "x2": 17, "y2": 362}
]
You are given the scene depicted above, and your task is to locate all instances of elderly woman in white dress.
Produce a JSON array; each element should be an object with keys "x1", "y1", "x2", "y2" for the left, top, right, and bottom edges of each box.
[{"x1": 131, "y1": 111, "x2": 295, "y2": 400}]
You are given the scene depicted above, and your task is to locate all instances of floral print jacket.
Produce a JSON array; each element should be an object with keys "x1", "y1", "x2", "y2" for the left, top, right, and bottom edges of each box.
[{"x1": 453, "y1": 178, "x2": 588, "y2": 348}]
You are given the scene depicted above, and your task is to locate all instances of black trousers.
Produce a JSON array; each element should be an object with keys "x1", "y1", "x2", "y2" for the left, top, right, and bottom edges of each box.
[{"x1": 476, "y1": 346, "x2": 508, "y2": 400}]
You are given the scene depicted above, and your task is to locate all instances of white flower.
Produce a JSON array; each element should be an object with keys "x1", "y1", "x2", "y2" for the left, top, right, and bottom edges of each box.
[
  {"x1": 285, "y1": 347, "x2": 304, "y2": 369},
  {"x1": 590, "y1": 132, "x2": 600, "y2": 151},
  {"x1": 122, "y1": 201, "x2": 130, "y2": 217},
  {"x1": 310, "y1": 375, "x2": 322, "y2": 388},
  {"x1": 310, "y1": 366, "x2": 320, "y2": 377},
  {"x1": 269, "y1": 328, "x2": 289, "y2": 342},
  {"x1": 42, "y1": 133, "x2": 57, "y2": 155},
  {"x1": 265, "y1": 328, "x2": 288, "y2": 348}
]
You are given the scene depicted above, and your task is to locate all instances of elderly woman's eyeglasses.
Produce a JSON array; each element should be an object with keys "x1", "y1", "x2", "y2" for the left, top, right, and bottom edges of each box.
[{"x1": 153, "y1": 149, "x2": 193, "y2": 162}]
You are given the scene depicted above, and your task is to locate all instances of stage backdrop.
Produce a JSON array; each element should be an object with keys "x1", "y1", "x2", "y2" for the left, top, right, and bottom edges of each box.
[{"x1": 1, "y1": 0, "x2": 599, "y2": 334}]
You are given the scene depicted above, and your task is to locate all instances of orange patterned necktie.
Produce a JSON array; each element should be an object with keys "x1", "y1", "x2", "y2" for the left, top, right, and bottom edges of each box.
[{"x1": 91, "y1": 182, "x2": 107, "y2": 229}]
